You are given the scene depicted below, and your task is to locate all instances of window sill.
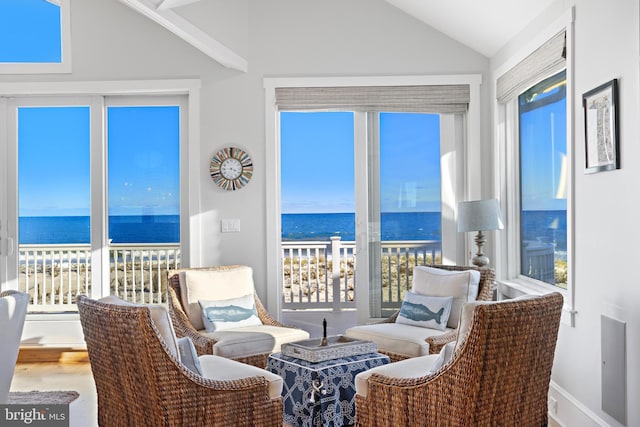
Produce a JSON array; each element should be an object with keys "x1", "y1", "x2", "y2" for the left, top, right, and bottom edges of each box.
[{"x1": 497, "y1": 278, "x2": 576, "y2": 327}]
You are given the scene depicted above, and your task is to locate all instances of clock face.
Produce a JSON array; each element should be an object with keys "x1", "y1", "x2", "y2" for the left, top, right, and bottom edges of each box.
[
  {"x1": 210, "y1": 147, "x2": 253, "y2": 191},
  {"x1": 220, "y1": 158, "x2": 243, "y2": 180}
]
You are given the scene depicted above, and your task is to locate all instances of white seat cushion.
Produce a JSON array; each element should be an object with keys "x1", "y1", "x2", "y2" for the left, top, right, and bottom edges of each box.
[
  {"x1": 203, "y1": 325, "x2": 310, "y2": 358},
  {"x1": 198, "y1": 355, "x2": 283, "y2": 399},
  {"x1": 179, "y1": 266, "x2": 255, "y2": 331},
  {"x1": 355, "y1": 353, "x2": 444, "y2": 398},
  {"x1": 345, "y1": 323, "x2": 453, "y2": 358}
]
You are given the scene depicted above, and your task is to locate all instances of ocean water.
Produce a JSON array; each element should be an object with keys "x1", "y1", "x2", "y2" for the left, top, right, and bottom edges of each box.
[
  {"x1": 19, "y1": 215, "x2": 180, "y2": 244},
  {"x1": 18, "y1": 211, "x2": 567, "y2": 252},
  {"x1": 282, "y1": 212, "x2": 442, "y2": 242},
  {"x1": 282, "y1": 210, "x2": 567, "y2": 252}
]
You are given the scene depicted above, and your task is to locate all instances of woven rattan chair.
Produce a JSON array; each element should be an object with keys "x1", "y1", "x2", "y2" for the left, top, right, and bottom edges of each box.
[
  {"x1": 77, "y1": 295, "x2": 283, "y2": 427},
  {"x1": 355, "y1": 292, "x2": 563, "y2": 427},
  {"x1": 167, "y1": 266, "x2": 308, "y2": 368},
  {"x1": 347, "y1": 265, "x2": 495, "y2": 361}
]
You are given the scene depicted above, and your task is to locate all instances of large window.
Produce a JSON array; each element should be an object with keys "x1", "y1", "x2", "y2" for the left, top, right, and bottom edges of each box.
[
  {"x1": 495, "y1": 13, "x2": 574, "y2": 324},
  {"x1": 265, "y1": 75, "x2": 480, "y2": 321},
  {"x1": 519, "y1": 71, "x2": 567, "y2": 288},
  {"x1": 2, "y1": 93, "x2": 187, "y2": 310},
  {"x1": 0, "y1": 0, "x2": 72, "y2": 73},
  {"x1": 279, "y1": 111, "x2": 441, "y2": 315}
]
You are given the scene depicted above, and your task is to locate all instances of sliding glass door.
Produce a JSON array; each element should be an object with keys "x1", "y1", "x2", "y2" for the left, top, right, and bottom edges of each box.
[
  {"x1": 279, "y1": 111, "x2": 442, "y2": 318},
  {"x1": 1, "y1": 95, "x2": 186, "y2": 311}
]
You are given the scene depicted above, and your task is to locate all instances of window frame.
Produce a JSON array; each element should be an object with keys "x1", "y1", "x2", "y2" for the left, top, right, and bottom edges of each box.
[
  {"x1": 263, "y1": 75, "x2": 482, "y2": 320},
  {"x1": 493, "y1": 8, "x2": 576, "y2": 326},
  {"x1": 0, "y1": 0, "x2": 72, "y2": 74}
]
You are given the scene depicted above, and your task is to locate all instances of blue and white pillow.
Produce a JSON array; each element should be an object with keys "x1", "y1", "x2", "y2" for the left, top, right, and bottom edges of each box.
[
  {"x1": 396, "y1": 292, "x2": 453, "y2": 331},
  {"x1": 199, "y1": 293, "x2": 262, "y2": 332}
]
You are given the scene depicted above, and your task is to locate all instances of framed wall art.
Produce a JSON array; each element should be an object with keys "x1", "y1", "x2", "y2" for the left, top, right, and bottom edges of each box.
[{"x1": 582, "y1": 78, "x2": 619, "y2": 174}]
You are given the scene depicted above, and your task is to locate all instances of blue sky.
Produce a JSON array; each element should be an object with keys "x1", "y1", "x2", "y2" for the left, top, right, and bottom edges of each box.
[
  {"x1": 107, "y1": 106, "x2": 180, "y2": 216},
  {"x1": 281, "y1": 98, "x2": 566, "y2": 214},
  {"x1": 0, "y1": 0, "x2": 61, "y2": 63},
  {"x1": 18, "y1": 106, "x2": 180, "y2": 217},
  {"x1": 18, "y1": 107, "x2": 91, "y2": 217},
  {"x1": 280, "y1": 112, "x2": 441, "y2": 213},
  {"x1": 520, "y1": 92, "x2": 567, "y2": 211}
]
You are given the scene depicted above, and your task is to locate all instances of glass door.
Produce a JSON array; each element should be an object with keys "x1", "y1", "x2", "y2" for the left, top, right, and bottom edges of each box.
[
  {"x1": 1, "y1": 96, "x2": 185, "y2": 309},
  {"x1": 366, "y1": 113, "x2": 442, "y2": 318},
  {"x1": 280, "y1": 111, "x2": 355, "y2": 311},
  {"x1": 279, "y1": 111, "x2": 442, "y2": 321},
  {"x1": 7, "y1": 98, "x2": 97, "y2": 310}
]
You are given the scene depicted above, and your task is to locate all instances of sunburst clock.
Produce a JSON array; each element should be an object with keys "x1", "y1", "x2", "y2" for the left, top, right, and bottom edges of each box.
[{"x1": 209, "y1": 147, "x2": 253, "y2": 191}]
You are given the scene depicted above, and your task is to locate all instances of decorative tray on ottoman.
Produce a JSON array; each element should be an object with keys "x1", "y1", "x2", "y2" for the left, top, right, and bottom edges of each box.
[{"x1": 281, "y1": 335, "x2": 377, "y2": 363}]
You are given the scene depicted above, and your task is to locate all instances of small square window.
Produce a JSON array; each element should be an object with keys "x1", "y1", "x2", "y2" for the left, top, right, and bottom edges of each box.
[{"x1": 0, "y1": 0, "x2": 71, "y2": 73}]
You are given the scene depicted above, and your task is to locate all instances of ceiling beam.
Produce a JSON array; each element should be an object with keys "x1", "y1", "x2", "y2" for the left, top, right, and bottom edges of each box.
[
  {"x1": 119, "y1": 0, "x2": 248, "y2": 72},
  {"x1": 157, "y1": 0, "x2": 202, "y2": 10}
]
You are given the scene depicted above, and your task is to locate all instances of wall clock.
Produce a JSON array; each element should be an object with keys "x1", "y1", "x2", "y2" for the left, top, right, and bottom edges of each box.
[{"x1": 209, "y1": 147, "x2": 253, "y2": 191}]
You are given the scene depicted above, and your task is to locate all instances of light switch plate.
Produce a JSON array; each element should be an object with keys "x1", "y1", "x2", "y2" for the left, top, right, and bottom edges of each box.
[{"x1": 221, "y1": 219, "x2": 241, "y2": 233}]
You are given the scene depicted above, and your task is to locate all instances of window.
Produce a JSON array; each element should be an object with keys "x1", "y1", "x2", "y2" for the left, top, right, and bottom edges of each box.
[
  {"x1": 279, "y1": 111, "x2": 441, "y2": 315},
  {"x1": 265, "y1": 75, "x2": 481, "y2": 321},
  {"x1": 0, "y1": 0, "x2": 72, "y2": 73},
  {"x1": 107, "y1": 105, "x2": 180, "y2": 244},
  {"x1": 519, "y1": 71, "x2": 567, "y2": 288},
  {"x1": 1, "y1": 88, "x2": 192, "y2": 312},
  {"x1": 495, "y1": 10, "x2": 575, "y2": 324}
]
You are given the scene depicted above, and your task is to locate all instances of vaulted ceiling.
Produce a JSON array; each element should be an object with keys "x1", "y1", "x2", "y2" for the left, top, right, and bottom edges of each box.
[{"x1": 118, "y1": 0, "x2": 556, "y2": 71}]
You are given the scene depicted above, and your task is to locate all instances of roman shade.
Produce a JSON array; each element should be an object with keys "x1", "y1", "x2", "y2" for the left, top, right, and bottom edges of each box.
[
  {"x1": 496, "y1": 30, "x2": 566, "y2": 104},
  {"x1": 274, "y1": 84, "x2": 470, "y2": 113}
]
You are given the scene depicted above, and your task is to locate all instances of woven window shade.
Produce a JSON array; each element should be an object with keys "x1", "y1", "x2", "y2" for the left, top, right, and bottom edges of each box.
[
  {"x1": 274, "y1": 85, "x2": 470, "y2": 113},
  {"x1": 496, "y1": 30, "x2": 566, "y2": 104}
]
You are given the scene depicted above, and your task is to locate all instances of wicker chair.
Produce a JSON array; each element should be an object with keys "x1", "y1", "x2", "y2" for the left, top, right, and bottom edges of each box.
[
  {"x1": 355, "y1": 292, "x2": 563, "y2": 427},
  {"x1": 167, "y1": 266, "x2": 309, "y2": 368},
  {"x1": 347, "y1": 265, "x2": 495, "y2": 361},
  {"x1": 77, "y1": 295, "x2": 284, "y2": 427}
]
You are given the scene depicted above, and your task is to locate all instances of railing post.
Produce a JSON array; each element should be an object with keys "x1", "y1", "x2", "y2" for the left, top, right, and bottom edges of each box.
[{"x1": 330, "y1": 236, "x2": 341, "y2": 312}]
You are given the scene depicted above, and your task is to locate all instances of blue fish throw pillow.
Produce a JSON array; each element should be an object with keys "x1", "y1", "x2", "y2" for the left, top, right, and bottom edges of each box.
[
  {"x1": 199, "y1": 293, "x2": 262, "y2": 332},
  {"x1": 396, "y1": 292, "x2": 453, "y2": 331}
]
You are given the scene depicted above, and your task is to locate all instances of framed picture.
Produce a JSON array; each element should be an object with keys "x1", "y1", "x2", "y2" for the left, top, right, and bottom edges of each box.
[{"x1": 582, "y1": 79, "x2": 619, "y2": 174}]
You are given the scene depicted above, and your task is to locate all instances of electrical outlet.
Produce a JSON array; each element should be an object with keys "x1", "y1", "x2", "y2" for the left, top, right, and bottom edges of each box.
[{"x1": 548, "y1": 397, "x2": 558, "y2": 414}]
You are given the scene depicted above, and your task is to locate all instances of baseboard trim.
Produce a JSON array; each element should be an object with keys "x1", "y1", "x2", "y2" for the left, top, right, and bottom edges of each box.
[
  {"x1": 549, "y1": 380, "x2": 611, "y2": 427},
  {"x1": 17, "y1": 347, "x2": 89, "y2": 364}
]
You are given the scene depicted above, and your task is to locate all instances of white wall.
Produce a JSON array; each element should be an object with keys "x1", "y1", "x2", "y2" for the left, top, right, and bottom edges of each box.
[{"x1": 492, "y1": 1, "x2": 640, "y2": 425}]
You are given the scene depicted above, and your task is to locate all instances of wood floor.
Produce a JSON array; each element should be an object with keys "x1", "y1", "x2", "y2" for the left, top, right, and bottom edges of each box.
[{"x1": 12, "y1": 361, "x2": 97, "y2": 427}]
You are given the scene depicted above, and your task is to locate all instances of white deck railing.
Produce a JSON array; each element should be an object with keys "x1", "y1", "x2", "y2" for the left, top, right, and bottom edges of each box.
[
  {"x1": 18, "y1": 243, "x2": 181, "y2": 311},
  {"x1": 19, "y1": 239, "x2": 448, "y2": 312},
  {"x1": 282, "y1": 237, "x2": 442, "y2": 311}
]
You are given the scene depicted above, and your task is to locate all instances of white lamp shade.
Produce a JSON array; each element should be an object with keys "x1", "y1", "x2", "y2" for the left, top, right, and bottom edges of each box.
[{"x1": 457, "y1": 199, "x2": 504, "y2": 232}]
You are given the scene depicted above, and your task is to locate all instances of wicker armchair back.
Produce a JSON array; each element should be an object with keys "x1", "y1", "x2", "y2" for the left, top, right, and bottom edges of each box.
[
  {"x1": 77, "y1": 295, "x2": 283, "y2": 427},
  {"x1": 356, "y1": 292, "x2": 563, "y2": 427}
]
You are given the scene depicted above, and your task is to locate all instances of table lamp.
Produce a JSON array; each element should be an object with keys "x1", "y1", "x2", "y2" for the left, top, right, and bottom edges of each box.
[{"x1": 457, "y1": 199, "x2": 504, "y2": 267}]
